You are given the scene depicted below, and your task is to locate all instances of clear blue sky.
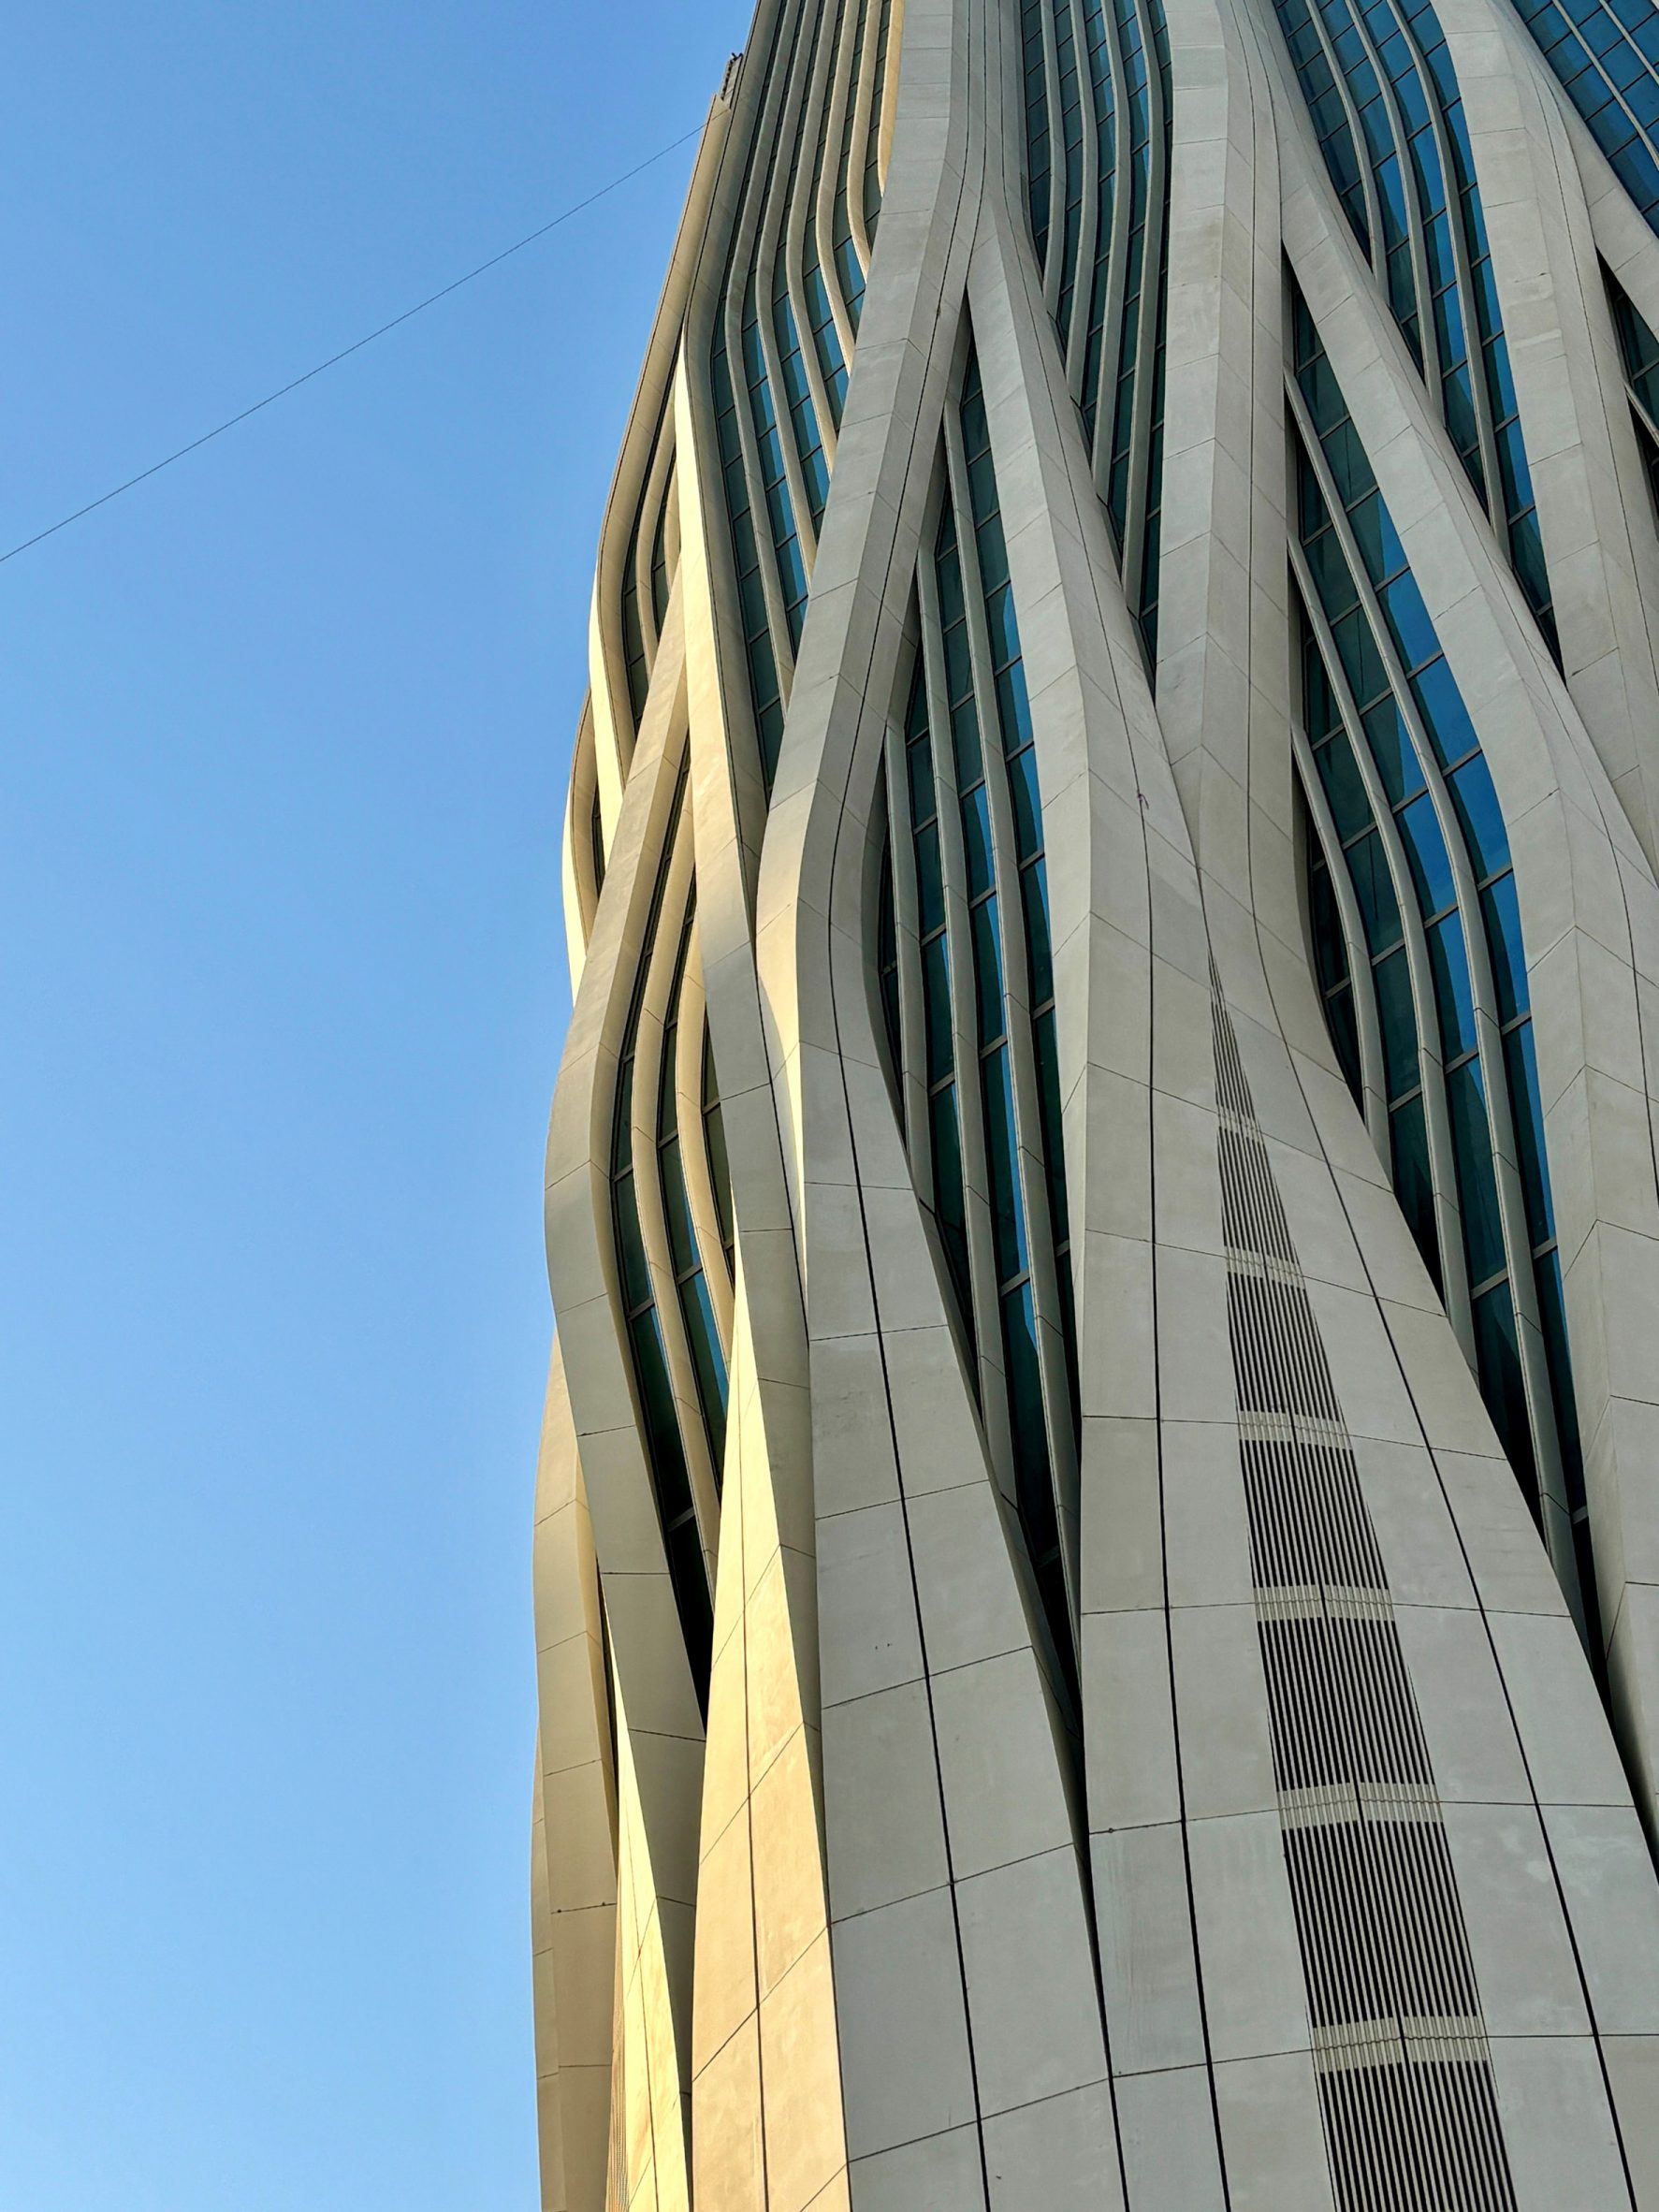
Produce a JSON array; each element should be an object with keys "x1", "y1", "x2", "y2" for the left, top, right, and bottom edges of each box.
[{"x1": 0, "y1": 5, "x2": 748, "y2": 2204}]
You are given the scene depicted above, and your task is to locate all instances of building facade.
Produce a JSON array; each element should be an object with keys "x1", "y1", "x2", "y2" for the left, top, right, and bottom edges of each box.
[{"x1": 531, "y1": 0, "x2": 1659, "y2": 2202}]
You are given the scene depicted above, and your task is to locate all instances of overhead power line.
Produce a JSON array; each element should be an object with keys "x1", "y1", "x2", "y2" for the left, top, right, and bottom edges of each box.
[{"x1": 0, "y1": 121, "x2": 706, "y2": 570}]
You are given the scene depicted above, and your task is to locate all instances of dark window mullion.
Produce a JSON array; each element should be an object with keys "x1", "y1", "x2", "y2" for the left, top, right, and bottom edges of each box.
[
  {"x1": 608, "y1": 766, "x2": 714, "y2": 1709},
  {"x1": 831, "y1": 0, "x2": 872, "y2": 326},
  {"x1": 657, "y1": 908, "x2": 732, "y2": 1478},
  {"x1": 705, "y1": 0, "x2": 822, "y2": 792},
  {"x1": 1113, "y1": 0, "x2": 1171, "y2": 647},
  {"x1": 1288, "y1": 307, "x2": 1588, "y2": 1620},
  {"x1": 801, "y1": 0, "x2": 854, "y2": 416},
  {"x1": 947, "y1": 366, "x2": 1086, "y2": 1705},
  {"x1": 1292, "y1": 391, "x2": 1563, "y2": 1433},
  {"x1": 945, "y1": 412, "x2": 1070, "y2": 1428},
  {"x1": 1291, "y1": 501, "x2": 1471, "y2": 1330},
  {"x1": 1076, "y1": 0, "x2": 1126, "y2": 447},
  {"x1": 913, "y1": 577, "x2": 982, "y2": 1363},
  {"x1": 749, "y1": 0, "x2": 830, "y2": 565},
  {"x1": 633, "y1": 887, "x2": 723, "y2": 1521}
]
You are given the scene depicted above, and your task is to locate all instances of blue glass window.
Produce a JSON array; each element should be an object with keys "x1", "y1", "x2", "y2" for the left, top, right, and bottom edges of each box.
[
  {"x1": 922, "y1": 350, "x2": 1083, "y2": 1699},
  {"x1": 1399, "y1": 792, "x2": 1457, "y2": 915},
  {"x1": 658, "y1": 911, "x2": 731, "y2": 1476},
  {"x1": 1311, "y1": 856, "x2": 1351, "y2": 995},
  {"x1": 1448, "y1": 754, "x2": 1509, "y2": 879},
  {"x1": 832, "y1": 0, "x2": 871, "y2": 327},
  {"x1": 1409, "y1": 655, "x2": 1477, "y2": 768},
  {"x1": 877, "y1": 823, "x2": 902, "y2": 1099},
  {"x1": 1480, "y1": 871, "x2": 1527, "y2": 1022},
  {"x1": 1362, "y1": 695, "x2": 1425, "y2": 805},
  {"x1": 1024, "y1": 0, "x2": 1055, "y2": 258},
  {"x1": 1505, "y1": 1022, "x2": 1554, "y2": 1246},
  {"x1": 702, "y1": 1032, "x2": 735, "y2": 1273},
  {"x1": 1375, "y1": 947, "x2": 1421, "y2": 1099},
  {"x1": 900, "y1": 643, "x2": 974, "y2": 1343},
  {"x1": 1510, "y1": 0, "x2": 1659, "y2": 239},
  {"x1": 1317, "y1": 728, "x2": 1375, "y2": 841},
  {"x1": 1278, "y1": 0, "x2": 1558, "y2": 647},
  {"x1": 1427, "y1": 912, "x2": 1477, "y2": 1059},
  {"x1": 1291, "y1": 292, "x2": 1579, "y2": 1556},
  {"x1": 1473, "y1": 1280, "x2": 1540, "y2": 1512},
  {"x1": 1028, "y1": 0, "x2": 1169, "y2": 663},
  {"x1": 1448, "y1": 1057, "x2": 1506, "y2": 1287},
  {"x1": 863, "y1": 0, "x2": 895, "y2": 235},
  {"x1": 1350, "y1": 829, "x2": 1404, "y2": 952},
  {"x1": 1390, "y1": 1092, "x2": 1444, "y2": 1286},
  {"x1": 609, "y1": 772, "x2": 714, "y2": 1709}
]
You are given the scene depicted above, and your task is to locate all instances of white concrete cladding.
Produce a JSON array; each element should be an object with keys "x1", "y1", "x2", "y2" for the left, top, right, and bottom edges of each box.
[{"x1": 535, "y1": 0, "x2": 1659, "y2": 2203}]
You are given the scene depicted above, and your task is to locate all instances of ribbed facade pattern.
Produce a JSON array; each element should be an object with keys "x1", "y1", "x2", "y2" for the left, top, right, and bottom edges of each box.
[
  {"x1": 1215, "y1": 983, "x2": 1521, "y2": 2208},
  {"x1": 536, "y1": 0, "x2": 1659, "y2": 2203}
]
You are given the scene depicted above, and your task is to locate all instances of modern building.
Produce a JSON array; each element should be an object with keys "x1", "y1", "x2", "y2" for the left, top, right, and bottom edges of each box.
[{"x1": 531, "y1": 0, "x2": 1659, "y2": 2200}]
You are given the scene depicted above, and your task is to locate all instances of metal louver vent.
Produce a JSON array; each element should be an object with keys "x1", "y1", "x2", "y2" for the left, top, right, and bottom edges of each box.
[{"x1": 1212, "y1": 986, "x2": 1518, "y2": 2212}]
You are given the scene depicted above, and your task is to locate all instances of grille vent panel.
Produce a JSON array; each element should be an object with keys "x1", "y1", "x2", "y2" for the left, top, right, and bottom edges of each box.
[{"x1": 1210, "y1": 992, "x2": 1518, "y2": 2211}]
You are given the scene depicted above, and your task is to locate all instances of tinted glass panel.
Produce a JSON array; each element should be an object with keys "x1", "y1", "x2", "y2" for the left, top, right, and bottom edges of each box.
[
  {"x1": 1329, "y1": 984, "x2": 1363, "y2": 1103},
  {"x1": 1304, "y1": 641, "x2": 1342, "y2": 740},
  {"x1": 616, "y1": 1174, "x2": 652, "y2": 1311},
  {"x1": 961, "y1": 785, "x2": 994, "y2": 899},
  {"x1": 1362, "y1": 695, "x2": 1425, "y2": 806},
  {"x1": 1450, "y1": 754, "x2": 1510, "y2": 879},
  {"x1": 916, "y1": 819, "x2": 946, "y2": 934},
  {"x1": 662, "y1": 1142, "x2": 696, "y2": 1274},
  {"x1": 1010, "y1": 745, "x2": 1041, "y2": 856},
  {"x1": 1505, "y1": 1022, "x2": 1554, "y2": 1245},
  {"x1": 663, "y1": 1517, "x2": 714, "y2": 1694},
  {"x1": 997, "y1": 662, "x2": 1034, "y2": 750},
  {"x1": 1399, "y1": 793, "x2": 1457, "y2": 917},
  {"x1": 1349, "y1": 831, "x2": 1404, "y2": 953},
  {"x1": 1333, "y1": 607, "x2": 1390, "y2": 708},
  {"x1": 1428, "y1": 912, "x2": 1477, "y2": 1061},
  {"x1": 909, "y1": 748, "x2": 937, "y2": 871},
  {"x1": 984, "y1": 1044, "x2": 1027, "y2": 1284},
  {"x1": 972, "y1": 895, "x2": 1006, "y2": 1049},
  {"x1": 1317, "y1": 731, "x2": 1374, "y2": 844},
  {"x1": 1448, "y1": 1058, "x2": 1506, "y2": 1287},
  {"x1": 924, "y1": 935, "x2": 954, "y2": 1083},
  {"x1": 1375, "y1": 948, "x2": 1420, "y2": 1102},
  {"x1": 1379, "y1": 572, "x2": 1438, "y2": 673},
  {"x1": 1347, "y1": 490, "x2": 1405, "y2": 578},
  {"x1": 1535, "y1": 1247, "x2": 1584, "y2": 1506},
  {"x1": 1002, "y1": 1279, "x2": 1055, "y2": 1537},
  {"x1": 1481, "y1": 872, "x2": 1528, "y2": 1021},
  {"x1": 1473, "y1": 1280, "x2": 1539, "y2": 1513},
  {"x1": 929, "y1": 1084, "x2": 970, "y2": 1310},
  {"x1": 1033, "y1": 1004, "x2": 1068, "y2": 1238},
  {"x1": 1310, "y1": 860, "x2": 1349, "y2": 995},
  {"x1": 1024, "y1": 868, "x2": 1055, "y2": 1006},
  {"x1": 631, "y1": 1309, "x2": 691, "y2": 1516},
  {"x1": 1390, "y1": 1092, "x2": 1443, "y2": 1289},
  {"x1": 1408, "y1": 656, "x2": 1478, "y2": 767},
  {"x1": 682, "y1": 1273, "x2": 729, "y2": 1457}
]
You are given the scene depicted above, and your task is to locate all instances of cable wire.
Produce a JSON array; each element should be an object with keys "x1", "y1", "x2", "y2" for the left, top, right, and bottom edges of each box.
[{"x1": 0, "y1": 121, "x2": 706, "y2": 569}]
